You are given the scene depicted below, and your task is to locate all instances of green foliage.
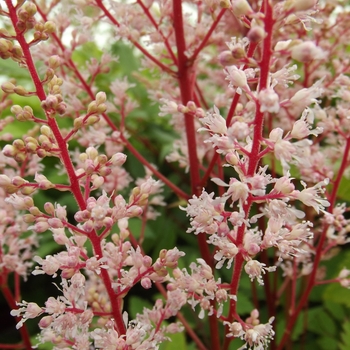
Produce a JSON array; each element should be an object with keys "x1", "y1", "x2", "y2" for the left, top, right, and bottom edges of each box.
[
  {"x1": 159, "y1": 332, "x2": 187, "y2": 350},
  {"x1": 339, "y1": 321, "x2": 350, "y2": 350}
]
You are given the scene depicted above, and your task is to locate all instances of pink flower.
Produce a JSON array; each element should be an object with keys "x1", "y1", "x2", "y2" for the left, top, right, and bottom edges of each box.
[
  {"x1": 258, "y1": 88, "x2": 280, "y2": 113},
  {"x1": 225, "y1": 66, "x2": 249, "y2": 92},
  {"x1": 290, "y1": 179, "x2": 330, "y2": 214}
]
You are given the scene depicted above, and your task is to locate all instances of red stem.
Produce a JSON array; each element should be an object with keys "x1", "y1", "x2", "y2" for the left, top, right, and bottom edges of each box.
[
  {"x1": 277, "y1": 136, "x2": 350, "y2": 350},
  {"x1": 122, "y1": 136, "x2": 190, "y2": 200},
  {"x1": 136, "y1": 0, "x2": 178, "y2": 64},
  {"x1": 190, "y1": 9, "x2": 227, "y2": 63},
  {"x1": 1, "y1": 282, "x2": 32, "y2": 350},
  {"x1": 200, "y1": 39, "x2": 258, "y2": 188},
  {"x1": 34, "y1": 2, "x2": 188, "y2": 202},
  {"x1": 172, "y1": 0, "x2": 219, "y2": 348},
  {"x1": 223, "y1": 1, "x2": 274, "y2": 348},
  {"x1": 6, "y1": 0, "x2": 126, "y2": 335},
  {"x1": 95, "y1": 0, "x2": 175, "y2": 75},
  {"x1": 6, "y1": 1, "x2": 86, "y2": 211}
]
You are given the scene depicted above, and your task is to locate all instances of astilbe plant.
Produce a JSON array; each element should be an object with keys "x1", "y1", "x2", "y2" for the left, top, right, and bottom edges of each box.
[{"x1": 1, "y1": 0, "x2": 350, "y2": 349}]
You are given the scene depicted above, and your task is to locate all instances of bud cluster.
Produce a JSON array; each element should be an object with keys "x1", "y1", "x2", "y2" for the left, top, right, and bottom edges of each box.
[
  {"x1": 29, "y1": 20, "x2": 56, "y2": 46},
  {"x1": 0, "y1": 38, "x2": 23, "y2": 62},
  {"x1": 10, "y1": 104, "x2": 34, "y2": 121},
  {"x1": 177, "y1": 100, "x2": 205, "y2": 118},
  {"x1": 73, "y1": 92, "x2": 107, "y2": 130},
  {"x1": 2, "y1": 125, "x2": 60, "y2": 161},
  {"x1": 1, "y1": 80, "x2": 31, "y2": 96},
  {"x1": 41, "y1": 76, "x2": 66, "y2": 116},
  {"x1": 0, "y1": 174, "x2": 33, "y2": 195},
  {"x1": 21, "y1": 201, "x2": 68, "y2": 233},
  {"x1": 74, "y1": 190, "x2": 142, "y2": 233},
  {"x1": 13, "y1": 1, "x2": 56, "y2": 44},
  {"x1": 75, "y1": 147, "x2": 127, "y2": 190}
]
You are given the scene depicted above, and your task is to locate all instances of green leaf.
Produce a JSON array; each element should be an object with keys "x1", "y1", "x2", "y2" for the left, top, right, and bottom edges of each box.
[
  {"x1": 30, "y1": 334, "x2": 53, "y2": 350},
  {"x1": 159, "y1": 331, "x2": 187, "y2": 350},
  {"x1": 339, "y1": 320, "x2": 350, "y2": 350},
  {"x1": 316, "y1": 336, "x2": 339, "y2": 350},
  {"x1": 324, "y1": 300, "x2": 347, "y2": 321},
  {"x1": 323, "y1": 283, "x2": 350, "y2": 308},
  {"x1": 236, "y1": 291, "x2": 254, "y2": 315},
  {"x1": 337, "y1": 176, "x2": 350, "y2": 202},
  {"x1": 127, "y1": 295, "x2": 154, "y2": 319},
  {"x1": 306, "y1": 307, "x2": 337, "y2": 337},
  {"x1": 36, "y1": 230, "x2": 58, "y2": 257}
]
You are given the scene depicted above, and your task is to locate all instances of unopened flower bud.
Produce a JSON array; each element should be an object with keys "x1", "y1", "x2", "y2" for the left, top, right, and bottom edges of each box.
[
  {"x1": 2, "y1": 81, "x2": 15, "y2": 93},
  {"x1": 23, "y1": 1, "x2": 37, "y2": 16},
  {"x1": 36, "y1": 149, "x2": 47, "y2": 158},
  {"x1": 195, "y1": 108, "x2": 205, "y2": 118},
  {"x1": 97, "y1": 104, "x2": 107, "y2": 113},
  {"x1": 53, "y1": 230, "x2": 69, "y2": 245},
  {"x1": 83, "y1": 220, "x2": 94, "y2": 232},
  {"x1": 87, "y1": 101, "x2": 98, "y2": 114},
  {"x1": 33, "y1": 31, "x2": 42, "y2": 41},
  {"x1": 39, "y1": 316, "x2": 53, "y2": 329},
  {"x1": 44, "y1": 202, "x2": 55, "y2": 215},
  {"x1": 15, "y1": 152, "x2": 26, "y2": 162},
  {"x1": 3, "y1": 144, "x2": 16, "y2": 157},
  {"x1": 247, "y1": 26, "x2": 266, "y2": 43},
  {"x1": 92, "y1": 175, "x2": 105, "y2": 189},
  {"x1": 44, "y1": 68, "x2": 55, "y2": 82},
  {"x1": 218, "y1": 51, "x2": 236, "y2": 66},
  {"x1": 12, "y1": 46, "x2": 24, "y2": 60},
  {"x1": 98, "y1": 166, "x2": 111, "y2": 177},
  {"x1": 56, "y1": 102, "x2": 67, "y2": 115},
  {"x1": 0, "y1": 174, "x2": 11, "y2": 187},
  {"x1": 48, "y1": 55, "x2": 62, "y2": 69},
  {"x1": 29, "y1": 206, "x2": 41, "y2": 216},
  {"x1": 141, "y1": 277, "x2": 152, "y2": 289},
  {"x1": 14, "y1": 85, "x2": 28, "y2": 96},
  {"x1": 86, "y1": 147, "x2": 98, "y2": 160},
  {"x1": 74, "y1": 116, "x2": 84, "y2": 129},
  {"x1": 44, "y1": 94, "x2": 58, "y2": 109},
  {"x1": 44, "y1": 21, "x2": 56, "y2": 33},
  {"x1": 177, "y1": 104, "x2": 188, "y2": 113},
  {"x1": 96, "y1": 91, "x2": 106, "y2": 105},
  {"x1": 38, "y1": 134, "x2": 51, "y2": 145},
  {"x1": 22, "y1": 106, "x2": 33, "y2": 120},
  {"x1": 231, "y1": 46, "x2": 246, "y2": 60},
  {"x1": 48, "y1": 218, "x2": 64, "y2": 228},
  {"x1": 109, "y1": 152, "x2": 127, "y2": 166},
  {"x1": 12, "y1": 176, "x2": 27, "y2": 186},
  {"x1": 85, "y1": 115, "x2": 100, "y2": 126},
  {"x1": 102, "y1": 217, "x2": 113, "y2": 228},
  {"x1": 20, "y1": 186, "x2": 36, "y2": 195},
  {"x1": 40, "y1": 125, "x2": 52, "y2": 137},
  {"x1": 11, "y1": 105, "x2": 23, "y2": 115},
  {"x1": 0, "y1": 38, "x2": 13, "y2": 53},
  {"x1": 187, "y1": 101, "x2": 197, "y2": 112},
  {"x1": 13, "y1": 139, "x2": 25, "y2": 149},
  {"x1": 126, "y1": 205, "x2": 143, "y2": 217},
  {"x1": 225, "y1": 66, "x2": 248, "y2": 88},
  {"x1": 220, "y1": 0, "x2": 230, "y2": 8},
  {"x1": 23, "y1": 214, "x2": 36, "y2": 223},
  {"x1": 232, "y1": 0, "x2": 254, "y2": 17},
  {"x1": 225, "y1": 152, "x2": 239, "y2": 165}
]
